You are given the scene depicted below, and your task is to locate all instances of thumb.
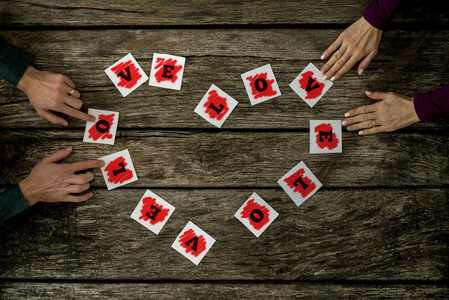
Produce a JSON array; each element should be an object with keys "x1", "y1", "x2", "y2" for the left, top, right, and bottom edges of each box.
[
  {"x1": 42, "y1": 146, "x2": 73, "y2": 163},
  {"x1": 365, "y1": 91, "x2": 388, "y2": 100}
]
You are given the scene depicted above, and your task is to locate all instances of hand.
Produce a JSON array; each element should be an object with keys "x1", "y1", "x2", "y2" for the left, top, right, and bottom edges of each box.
[
  {"x1": 17, "y1": 66, "x2": 95, "y2": 126},
  {"x1": 320, "y1": 17, "x2": 382, "y2": 81},
  {"x1": 18, "y1": 146, "x2": 105, "y2": 207},
  {"x1": 342, "y1": 91, "x2": 421, "y2": 135}
]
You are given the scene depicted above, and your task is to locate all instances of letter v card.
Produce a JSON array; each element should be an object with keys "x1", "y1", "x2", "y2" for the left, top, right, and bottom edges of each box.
[
  {"x1": 99, "y1": 149, "x2": 138, "y2": 190},
  {"x1": 105, "y1": 53, "x2": 149, "y2": 97},
  {"x1": 234, "y1": 192, "x2": 278, "y2": 238},
  {"x1": 241, "y1": 64, "x2": 281, "y2": 105},
  {"x1": 194, "y1": 84, "x2": 238, "y2": 128},
  {"x1": 130, "y1": 190, "x2": 175, "y2": 235},
  {"x1": 172, "y1": 221, "x2": 216, "y2": 265},
  {"x1": 83, "y1": 109, "x2": 119, "y2": 145},
  {"x1": 310, "y1": 120, "x2": 342, "y2": 153},
  {"x1": 278, "y1": 161, "x2": 322, "y2": 206},
  {"x1": 290, "y1": 62, "x2": 333, "y2": 107},
  {"x1": 149, "y1": 53, "x2": 186, "y2": 90}
]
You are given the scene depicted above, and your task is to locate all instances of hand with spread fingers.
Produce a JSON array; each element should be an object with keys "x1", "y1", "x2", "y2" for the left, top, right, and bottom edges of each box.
[
  {"x1": 320, "y1": 17, "x2": 382, "y2": 82},
  {"x1": 17, "y1": 66, "x2": 95, "y2": 126},
  {"x1": 18, "y1": 146, "x2": 105, "y2": 207},
  {"x1": 342, "y1": 91, "x2": 421, "y2": 135}
]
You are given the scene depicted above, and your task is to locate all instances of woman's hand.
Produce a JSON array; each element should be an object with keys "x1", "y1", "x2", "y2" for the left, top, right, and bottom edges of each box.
[
  {"x1": 342, "y1": 91, "x2": 421, "y2": 135},
  {"x1": 320, "y1": 17, "x2": 382, "y2": 81}
]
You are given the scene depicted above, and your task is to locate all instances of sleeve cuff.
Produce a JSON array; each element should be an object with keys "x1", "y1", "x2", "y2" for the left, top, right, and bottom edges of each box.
[
  {"x1": 0, "y1": 184, "x2": 33, "y2": 234},
  {"x1": 0, "y1": 37, "x2": 33, "y2": 86}
]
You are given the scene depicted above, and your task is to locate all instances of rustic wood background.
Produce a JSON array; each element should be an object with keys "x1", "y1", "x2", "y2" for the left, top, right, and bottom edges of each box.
[{"x1": 1, "y1": 0, "x2": 448, "y2": 298}]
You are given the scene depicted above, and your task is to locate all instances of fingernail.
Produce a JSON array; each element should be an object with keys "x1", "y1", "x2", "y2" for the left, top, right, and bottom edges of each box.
[
  {"x1": 359, "y1": 131, "x2": 364, "y2": 135},
  {"x1": 320, "y1": 54, "x2": 326, "y2": 60},
  {"x1": 347, "y1": 126, "x2": 353, "y2": 131},
  {"x1": 89, "y1": 115, "x2": 96, "y2": 122},
  {"x1": 330, "y1": 76, "x2": 336, "y2": 81},
  {"x1": 62, "y1": 121, "x2": 68, "y2": 126},
  {"x1": 358, "y1": 69, "x2": 364, "y2": 75},
  {"x1": 321, "y1": 67, "x2": 327, "y2": 73},
  {"x1": 322, "y1": 75, "x2": 328, "y2": 80},
  {"x1": 344, "y1": 112, "x2": 350, "y2": 117},
  {"x1": 342, "y1": 120, "x2": 348, "y2": 126},
  {"x1": 366, "y1": 91, "x2": 373, "y2": 95}
]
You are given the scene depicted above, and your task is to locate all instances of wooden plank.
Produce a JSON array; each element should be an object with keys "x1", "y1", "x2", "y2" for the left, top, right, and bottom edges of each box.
[
  {"x1": 0, "y1": 0, "x2": 446, "y2": 27},
  {"x1": 0, "y1": 282, "x2": 448, "y2": 299},
  {"x1": 1, "y1": 29, "x2": 448, "y2": 130},
  {"x1": 0, "y1": 130, "x2": 448, "y2": 188},
  {"x1": 0, "y1": 188, "x2": 448, "y2": 280}
]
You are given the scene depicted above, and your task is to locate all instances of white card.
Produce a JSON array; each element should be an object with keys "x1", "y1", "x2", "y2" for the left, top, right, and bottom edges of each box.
[
  {"x1": 130, "y1": 190, "x2": 175, "y2": 235},
  {"x1": 310, "y1": 120, "x2": 342, "y2": 153},
  {"x1": 234, "y1": 192, "x2": 278, "y2": 238},
  {"x1": 172, "y1": 221, "x2": 215, "y2": 265},
  {"x1": 278, "y1": 161, "x2": 322, "y2": 206},
  {"x1": 194, "y1": 84, "x2": 239, "y2": 128},
  {"x1": 83, "y1": 109, "x2": 119, "y2": 145},
  {"x1": 105, "y1": 53, "x2": 149, "y2": 97},
  {"x1": 148, "y1": 53, "x2": 186, "y2": 90},
  {"x1": 290, "y1": 62, "x2": 333, "y2": 107},
  {"x1": 99, "y1": 149, "x2": 138, "y2": 190},
  {"x1": 241, "y1": 64, "x2": 281, "y2": 105}
]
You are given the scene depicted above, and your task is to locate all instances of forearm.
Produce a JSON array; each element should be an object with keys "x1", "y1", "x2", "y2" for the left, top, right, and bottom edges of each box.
[
  {"x1": 0, "y1": 36, "x2": 33, "y2": 86},
  {"x1": 0, "y1": 184, "x2": 32, "y2": 235},
  {"x1": 414, "y1": 85, "x2": 449, "y2": 121},
  {"x1": 363, "y1": 0, "x2": 405, "y2": 29}
]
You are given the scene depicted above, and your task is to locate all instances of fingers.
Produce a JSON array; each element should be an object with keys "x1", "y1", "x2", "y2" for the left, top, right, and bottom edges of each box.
[
  {"x1": 358, "y1": 125, "x2": 385, "y2": 136},
  {"x1": 40, "y1": 110, "x2": 69, "y2": 126},
  {"x1": 59, "y1": 104, "x2": 96, "y2": 123},
  {"x1": 69, "y1": 159, "x2": 105, "y2": 173},
  {"x1": 63, "y1": 75, "x2": 76, "y2": 89},
  {"x1": 365, "y1": 91, "x2": 389, "y2": 100},
  {"x1": 331, "y1": 53, "x2": 364, "y2": 81},
  {"x1": 67, "y1": 172, "x2": 94, "y2": 185},
  {"x1": 42, "y1": 146, "x2": 73, "y2": 163},
  {"x1": 344, "y1": 102, "x2": 378, "y2": 119},
  {"x1": 321, "y1": 35, "x2": 343, "y2": 61},
  {"x1": 321, "y1": 46, "x2": 346, "y2": 76},
  {"x1": 67, "y1": 182, "x2": 91, "y2": 194},
  {"x1": 65, "y1": 95, "x2": 83, "y2": 110},
  {"x1": 357, "y1": 50, "x2": 377, "y2": 74},
  {"x1": 65, "y1": 192, "x2": 94, "y2": 203}
]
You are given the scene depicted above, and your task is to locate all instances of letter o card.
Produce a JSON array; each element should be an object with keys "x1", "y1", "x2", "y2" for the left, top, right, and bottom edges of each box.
[
  {"x1": 149, "y1": 53, "x2": 186, "y2": 90},
  {"x1": 278, "y1": 161, "x2": 322, "y2": 206},
  {"x1": 290, "y1": 62, "x2": 333, "y2": 107},
  {"x1": 310, "y1": 120, "x2": 342, "y2": 153},
  {"x1": 130, "y1": 190, "x2": 175, "y2": 235},
  {"x1": 194, "y1": 84, "x2": 238, "y2": 128},
  {"x1": 99, "y1": 149, "x2": 138, "y2": 190},
  {"x1": 241, "y1": 64, "x2": 281, "y2": 105},
  {"x1": 234, "y1": 192, "x2": 278, "y2": 238},
  {"x1": 105, "y1": 53, "x2": 149, "y2": 97},
  {"x1": 83, "y1": 109, "x2": 119, "y2": 145},
  {"x1": 172, "y1": 221, "x2": 215, "y2": 265}
]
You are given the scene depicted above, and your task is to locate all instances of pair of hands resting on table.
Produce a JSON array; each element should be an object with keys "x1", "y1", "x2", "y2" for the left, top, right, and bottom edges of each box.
[
  {"x1": 321, "y1": 17, "x2": 420, "y2": 135},
  {"x1": 17, "y1": 67, "x2": 102, "y2": 206}
]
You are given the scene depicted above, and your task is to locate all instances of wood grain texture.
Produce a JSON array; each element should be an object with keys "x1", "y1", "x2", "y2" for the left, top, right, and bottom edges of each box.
[
  {"x1": 0, "y1": 130, "x2": 448, "y2": 188},
  {"x1": 0, "y1": 0, "x2": 447, "y2": 27},
  {"x1": 1, "y1": 282, "x2": 448, "y2": 299},
  {"x1": 0, "y1": 188, "x2": 448, "y2": 281},
  {"x1": 0, "y1": 29, "x2": 448, "y2": 130}
]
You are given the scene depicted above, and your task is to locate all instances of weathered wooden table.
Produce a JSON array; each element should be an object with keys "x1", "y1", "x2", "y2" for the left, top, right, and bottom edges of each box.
[{"x1": 1, "y1": 0, "x2": 448, "y2": 298}]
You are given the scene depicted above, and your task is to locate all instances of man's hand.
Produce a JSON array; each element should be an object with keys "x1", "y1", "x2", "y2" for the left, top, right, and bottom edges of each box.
[{"x1": 19, "y1": 146, "x2": 105, "y2": 207}]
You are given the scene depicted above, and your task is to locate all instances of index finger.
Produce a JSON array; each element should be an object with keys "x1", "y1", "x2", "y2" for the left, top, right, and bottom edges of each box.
[
  {"x1": 344, "y1": 103, "x2": 378, "y2": 118},
  {"x1": 60, "y1": 102, "x2": 96, "y2": 122},
  {"x1": 69, "y1": 160, "x2": 105, "y2": 172},
  {"x1": 321, "y1": 35, "x2": 343, "y2": 60}
]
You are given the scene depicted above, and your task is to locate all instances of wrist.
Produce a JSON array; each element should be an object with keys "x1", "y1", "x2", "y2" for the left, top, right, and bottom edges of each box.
[
  {"x1": 17, "y1": 65, "x2": 39, "y2": 95},
  {"x1": 18, "y1": 178, "x2": 38, "y2": 207}
]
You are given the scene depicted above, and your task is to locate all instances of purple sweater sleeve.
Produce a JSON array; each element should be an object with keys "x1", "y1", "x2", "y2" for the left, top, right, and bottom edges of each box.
[
  {"x1": 413, "y1": 85, "x2": 449, "y2": 121},
  {"x1": 363, "y1": 0, "x2": 405, "y2": 29}
]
